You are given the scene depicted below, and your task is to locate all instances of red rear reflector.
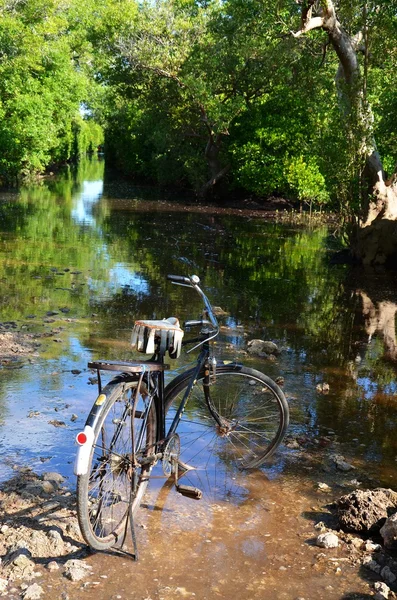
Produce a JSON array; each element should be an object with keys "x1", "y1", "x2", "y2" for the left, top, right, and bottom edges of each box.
[{"x1": 76, "y1": 432, "x2": 87, "y2": 445}]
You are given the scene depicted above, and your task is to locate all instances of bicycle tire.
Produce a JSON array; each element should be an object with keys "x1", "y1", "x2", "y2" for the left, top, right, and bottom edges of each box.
[
  {"x1": 164, "y1": 364, "x2": 289, "y2": 471},
  {"x1": 76, "y1": 374, "x2": 156, "y2": 550}
]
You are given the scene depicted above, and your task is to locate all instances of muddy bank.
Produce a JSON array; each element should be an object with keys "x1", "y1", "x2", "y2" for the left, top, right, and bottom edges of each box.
[
  {"x1": 1, "y1": 455, "x2": 397, "y2": 600},
  {"x1": 0, "y1": 331, "x2": 40, "y2": 365}
]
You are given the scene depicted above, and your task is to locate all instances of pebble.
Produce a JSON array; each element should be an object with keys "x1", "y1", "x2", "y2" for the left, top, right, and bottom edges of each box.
[
  {"x1": 63, "y1": 559, "x2": 93, "y2": 582},
  {"x1": 380, "y1": 566, "x2": 396, "y2": 585},
  {"x1": 316, "y1": 532, "x2": 339, "y2": 548},
  {"x1": 317, "y1": 482, "x2": 331, "y2": 492},
  {"x1": 47, "y1": 561, "x2": 60, "y2": 571},
  {"x1": 374, "y1": 581, "x2": 390, "y2": 600},
  {"x1": 48, "y1": 420, "x2": 66, "y2": 428},
  {"x1": 43, "y1": 472, "x2": 64, "y2": 483},
  {"x1": 22, "y1": 583, "x2": 44, "y2": 599}
]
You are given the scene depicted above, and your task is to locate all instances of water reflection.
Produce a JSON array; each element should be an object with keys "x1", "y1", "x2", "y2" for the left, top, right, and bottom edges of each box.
[
  {"x1": 0, "y1": 160, "x2": 396, "y2": 488},
  {"x1": 71, "y1": 179, "x2": 104, "y2": 225}
]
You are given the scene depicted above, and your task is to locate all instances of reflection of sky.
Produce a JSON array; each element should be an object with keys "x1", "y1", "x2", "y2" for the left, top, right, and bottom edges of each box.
[
  {"x1": 109, "y1": 264, "x2": 150, "y2": 295},
  {"x1": 71, "y1": 180, "x2": 104, "y2": 225},
  {"x1": 357, "y1": 376, "x2": 397, "y2": 399},
  {"x1": 71, "y1": 179, "x2": 150, "y2": 296}
]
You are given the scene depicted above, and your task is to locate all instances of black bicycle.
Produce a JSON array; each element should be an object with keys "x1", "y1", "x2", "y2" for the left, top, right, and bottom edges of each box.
[{"x1": 74, "y1": 274, "x2": 289, "y2": 554}]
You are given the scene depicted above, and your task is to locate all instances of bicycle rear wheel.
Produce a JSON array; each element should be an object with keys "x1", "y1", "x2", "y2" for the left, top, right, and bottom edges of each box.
[
  {"x1": 76, "y1": 374, "x2": 156, "y2": 551},
  {"x1": 164, "y1": 364, "x2": 289, "y2": 474}
]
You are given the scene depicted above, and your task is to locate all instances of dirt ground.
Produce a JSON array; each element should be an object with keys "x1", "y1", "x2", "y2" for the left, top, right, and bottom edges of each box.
[
  {"x1": 1, "y1": 454, "x2": 397, "y2": 600},
  {"x1": 1, "y1": 331, "x2": 397, "y2": 600}
]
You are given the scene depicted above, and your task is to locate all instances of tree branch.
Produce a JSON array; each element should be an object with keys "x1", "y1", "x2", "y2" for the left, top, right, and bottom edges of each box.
[{"x1": 291, "y1": 16, "x2": 324, "y2": 37}]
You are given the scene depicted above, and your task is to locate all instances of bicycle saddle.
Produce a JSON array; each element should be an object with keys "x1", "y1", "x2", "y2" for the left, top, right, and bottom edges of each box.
[{"x1": 131, "y1": 317, "x2": 184, "y2": 358}]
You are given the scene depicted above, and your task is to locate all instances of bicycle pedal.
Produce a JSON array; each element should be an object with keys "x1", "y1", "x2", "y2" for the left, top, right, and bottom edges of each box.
[{"x1": 175, "y1": 484, "x2": 203, "y2": 500}]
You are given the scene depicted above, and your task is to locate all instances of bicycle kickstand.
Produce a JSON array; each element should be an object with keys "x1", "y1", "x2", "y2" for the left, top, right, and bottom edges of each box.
[{"x1": 118, "y1": 473, "x2": 140, "y2": 561}]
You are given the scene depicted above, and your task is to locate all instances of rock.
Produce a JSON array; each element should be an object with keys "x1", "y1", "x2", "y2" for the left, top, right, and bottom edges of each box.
[
  {"x1": 316, "y1": 532, "x2": 339, "y2": 548},
  {"x1": 317, "y1": 482, "x2": 331, "y2": 492},
  {"x1": 47, "y1": 529, "x2": 63, "y2": 542},
  {"x1": 42, "y1": 472, "x2": 64, "y2": 484},
  {"x1": 8, "y1": 549, "x2": 36, "y2": 579},
  {"x1": 337, "y1": 488, "x2": 397, "y2": 533},
  {"x1": 23, "y1": 583, "x2": 44, "y2": 599},
  {"x1": 48, "y1": 420, "x2": 66, "y2": 428},
  {"x1": 316, "y1": 382, "x2": 330, "y2": 394},
  {"x1": 27, "y1": 411, "x2": 40, "y2": 418},
  {"x1": 23, "y1": 480, "x2": 55, "y2": 497},
  {"x1": 374, "y1": 581, "x2": 390, "y2": 600},
  {"x1": 285, "y1": 438, "x2": 300, "y2": 449},
  {"x1": 381, "y1": 566, "x2": 397, "y2": 585},
  {"x1": 0, "y1": 578, "x2": 8, "y2": 593},
  {"x1": 247, "y1": 339, "x2": 280, "y2": 356},
  {"x1": 380, "y1": 512, "x2": 397, "y2": 549},
  {"x1": 63, "y1": 559, "x2": 93, "y2": 582},
  {"x1": 71, "y1": 369, "x2": 81, "y2": 375},
  {"x1": 332, "y1": 455, "x2": 355, "y2": 471},
  {"x1": 350, "y1": 537, "x2": 364, "y2": 549},
  {"x1": 46, "y1": 561, "x2": 60, "y2": 571},
  {"x1": 71, "y1": 414, "x2": 78, "y2": 422},
  {"x1": 362, "y1": 556, "x2": 381, "y2": 574},
  {"x1": 365, "y1": 540, "x2": 382, "y2": 552}
]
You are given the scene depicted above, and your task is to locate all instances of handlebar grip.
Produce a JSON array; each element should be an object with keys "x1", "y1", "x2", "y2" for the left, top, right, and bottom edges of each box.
[{"x1": 167, "y1": 274, "x2": 191, "y2": 284}]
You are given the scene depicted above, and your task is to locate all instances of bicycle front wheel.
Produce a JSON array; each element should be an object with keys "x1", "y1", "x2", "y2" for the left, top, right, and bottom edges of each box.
[
  {"x1": 164, "y1": 364, "x2": 289, "y2": 472},
  {"x1": 76, "y1": 374, "x2": 156, "y2": 551}
]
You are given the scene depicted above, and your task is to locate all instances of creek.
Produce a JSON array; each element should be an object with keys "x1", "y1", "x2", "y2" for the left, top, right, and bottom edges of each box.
[{"x1": 0, "y1": 158, "x2": 396, "y2": 599}]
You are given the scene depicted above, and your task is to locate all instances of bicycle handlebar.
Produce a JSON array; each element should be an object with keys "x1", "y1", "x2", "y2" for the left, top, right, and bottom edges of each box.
[
  {"x1": 167, "y1": 273, "x2": 219, "y2": 335},
  {"x1": 167, "y1": 274, "x2": 191, "y2": 285}
]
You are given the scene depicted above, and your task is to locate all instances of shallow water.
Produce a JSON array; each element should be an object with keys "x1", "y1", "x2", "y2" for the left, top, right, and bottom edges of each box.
[{"x1": 1, "y1": 158, "x2": 397, "y2": 598}]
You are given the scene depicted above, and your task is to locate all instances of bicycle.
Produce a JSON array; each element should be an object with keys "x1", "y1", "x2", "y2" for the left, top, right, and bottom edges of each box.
[{"x1": 74, "y1": 274, "x2": 289, "y2": 556}]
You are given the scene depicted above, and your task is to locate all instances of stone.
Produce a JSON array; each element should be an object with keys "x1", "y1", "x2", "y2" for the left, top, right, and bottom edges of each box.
[
  {"x1": 63, "y1": 559, "x2": 93, "y2": 582},
  {"x1": 365, "y1": 540, "x2": 382, "y2": 552},
  {"x1": 47, "y1": 561, "x2": 60, "y2": 571},
  {"x1": 12, "y1": 553, "x2": 35, "y2": 570},
  {"x1": 246, "y1": 339, "x2": 280, "y2": 356},
  {"x1": 317, "y1": 482, "x2": 331, "y2": 492},
  {"x1": 316, "y1": 382, "x2": 330, "y2": 394},
  {"x1": 333, "y1": 455, "x2": 355, "y2": 471},
  {"x1": 350, "y1": 537, "x2": 364, "y2": 549},
  {"x1": 0, "y1": 578, "x2": 8, "y2": 593},
  {"x1": 24, "y1": 481, "x2": 55, "y2": 497},
  {"x1": 362, "y1": 555, "x2": 381, "y2": 574},
  {"x1": 337, "y1": 488, "x2": 397, "y2": 533},
  {"x1": 380, "y1": 566, "x2": 397, "y2": 585},
  {"x1": 316, "y1": 532, "x2": 339, "y2": 548},
  {"x1": 42, "y1": 472, "x2": 64, "y2": 483},
  {"x1": 23, "y1": 583, "x2": 44, "y2": 599},
  {"x1": 374, "y1": 581, "x2": 390, "y2": 600},
  {"x1": 380, "y1": 512, "x2": 397, "y2": 549}
]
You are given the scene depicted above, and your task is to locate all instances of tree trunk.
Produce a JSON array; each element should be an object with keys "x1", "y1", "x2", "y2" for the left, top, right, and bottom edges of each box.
[
  {"x1": 198, "y1": 134, "x2": 230, "y2": 200},
  {"x1": 293, "y1": 0, "x2": 397, "y2": 265}
]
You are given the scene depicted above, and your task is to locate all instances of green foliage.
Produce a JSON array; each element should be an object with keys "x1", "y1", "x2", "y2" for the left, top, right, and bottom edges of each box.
[
  {"x1": 0, "y1": 0, "x2": 103, "y2": 183},
  {"x1": 286, "y1": 156, "x2": 330, "y2": 208},
  {"x1": 0, "y1": 0, "x2": 395, "y2": 211}
]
